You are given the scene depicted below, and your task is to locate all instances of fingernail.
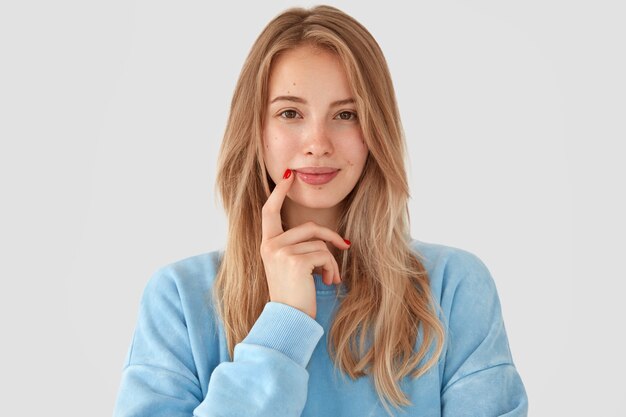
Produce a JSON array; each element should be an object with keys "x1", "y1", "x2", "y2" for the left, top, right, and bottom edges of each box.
[
  {"x1": 343, "y1": 239, "x2": 351, "y2": 246},
  {"x1": 283, "y1": 168, "x2": 292, "y2": 179}
]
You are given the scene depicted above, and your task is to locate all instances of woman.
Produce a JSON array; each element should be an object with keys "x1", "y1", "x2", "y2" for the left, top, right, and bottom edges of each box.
[{"x1": 113, "y1": 5, "x2": 528, "y2": 416}]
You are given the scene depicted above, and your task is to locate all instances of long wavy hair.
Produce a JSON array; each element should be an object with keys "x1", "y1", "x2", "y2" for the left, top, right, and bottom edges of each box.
[{"x1": 213, "y1": 5, "x2": 445, "y2": 414}]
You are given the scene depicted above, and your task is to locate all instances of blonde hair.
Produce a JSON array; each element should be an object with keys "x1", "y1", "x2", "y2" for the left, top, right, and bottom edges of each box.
[{"x1": 213, "y1": 5, "x2": 445, "y2": 414}]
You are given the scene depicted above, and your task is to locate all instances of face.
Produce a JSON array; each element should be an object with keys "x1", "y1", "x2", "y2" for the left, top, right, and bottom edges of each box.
[{"x1": 262, "y1": 44, "x2": 369, "y2": 210}]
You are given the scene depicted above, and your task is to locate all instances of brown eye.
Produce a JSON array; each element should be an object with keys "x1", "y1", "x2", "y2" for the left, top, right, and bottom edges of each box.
[
  {"x1": 337, "y1": 111, "x2": 357, "y2": 120},
  {"x1": 280, "y1": 110, "x2": 298, "y2": 119}
]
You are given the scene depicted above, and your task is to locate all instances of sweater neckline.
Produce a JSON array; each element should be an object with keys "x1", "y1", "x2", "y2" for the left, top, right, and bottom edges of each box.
[{"x1": 313, "y1": 273, "x2": 347, "y2": 294}]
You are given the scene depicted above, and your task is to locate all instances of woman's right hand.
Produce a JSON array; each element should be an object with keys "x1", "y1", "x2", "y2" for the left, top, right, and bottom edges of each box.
[{"x1": 260, "y1": 168, "x2": 351, "y2": 319}]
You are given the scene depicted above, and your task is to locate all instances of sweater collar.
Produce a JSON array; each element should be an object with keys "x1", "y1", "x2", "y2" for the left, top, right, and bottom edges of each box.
[{"x1": 313, "y1": 273, "x2": 347, "y2": 294}]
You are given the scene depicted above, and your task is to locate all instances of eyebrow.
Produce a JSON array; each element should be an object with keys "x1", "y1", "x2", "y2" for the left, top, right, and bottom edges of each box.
[{"x1": 269, "y1": 95, "x2": 355, "y2": 107}]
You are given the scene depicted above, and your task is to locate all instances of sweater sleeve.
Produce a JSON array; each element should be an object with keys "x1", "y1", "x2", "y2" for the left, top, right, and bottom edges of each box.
[
  {"x1": 112, "y1": 267, "x2": 324, "y2": 417},
  {"x1": 439, "y1": 252, "x2": 528, "y2": 416}
]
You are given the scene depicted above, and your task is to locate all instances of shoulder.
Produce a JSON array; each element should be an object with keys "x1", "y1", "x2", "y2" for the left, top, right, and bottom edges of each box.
[
  {"x1": 147, "y1": 249, "x2": 223, "y2": 287},
  {"x1": 408, "y1": 238, "x2": 498, "y2": 309},
  {"x1": 124, "y1": 249, "x2": 228, "y2": 372},
  {"x1": 410, "y1": 241, "x2": 523, "y2": 400},
  {"x1": 141, "y1": 249, "x2": 225, "y2": 313}
]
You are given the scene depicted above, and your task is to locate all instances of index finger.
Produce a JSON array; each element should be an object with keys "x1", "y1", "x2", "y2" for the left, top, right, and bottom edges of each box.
[{"x1": 261, "y1": 168, "x2": 295, "y2": 240}]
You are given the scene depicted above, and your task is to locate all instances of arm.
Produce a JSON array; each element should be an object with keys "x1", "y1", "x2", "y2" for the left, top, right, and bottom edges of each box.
[
  {"x1": 198, "y1": 302, "x2": 323, "y2": 416},
  {"x1": 112, "y1": 268, "x2": 323, "y2": 417},
  {"x1": 440, "y1": 252, "x2": 528, "y2": 416}
]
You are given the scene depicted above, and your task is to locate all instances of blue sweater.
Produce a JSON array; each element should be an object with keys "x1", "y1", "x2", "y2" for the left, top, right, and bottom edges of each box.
[{"x1": 113, "y1": 239, "x2": 528, "y2": 416}]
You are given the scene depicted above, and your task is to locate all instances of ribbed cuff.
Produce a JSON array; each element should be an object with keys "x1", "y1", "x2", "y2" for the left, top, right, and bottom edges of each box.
[{"x1": 242, "y1": 302, "x2": 324, "y2": 368}]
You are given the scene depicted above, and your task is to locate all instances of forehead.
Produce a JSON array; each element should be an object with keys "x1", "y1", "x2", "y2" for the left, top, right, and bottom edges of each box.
[{"x1": 267, "y1": 45, "x2": 352, "y2": 97}]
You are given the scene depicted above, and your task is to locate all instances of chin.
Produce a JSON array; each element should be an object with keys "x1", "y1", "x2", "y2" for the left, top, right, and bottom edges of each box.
[{"x1": 288, "y1": 193, "x2": 344, "y2": 210}]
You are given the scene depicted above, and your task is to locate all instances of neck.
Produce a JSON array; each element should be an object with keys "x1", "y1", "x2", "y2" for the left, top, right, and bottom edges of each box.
[{"x1": 282, "y1": 198, "x2": 343, "y2": 258}]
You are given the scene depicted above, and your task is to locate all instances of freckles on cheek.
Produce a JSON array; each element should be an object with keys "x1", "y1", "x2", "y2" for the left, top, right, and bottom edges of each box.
[
  {"x1": 263, "y1": 134, "x2": 279, "y2": 150},
  {"x1": 266, "y1": 137, "x2": 277, "y2": 150}
]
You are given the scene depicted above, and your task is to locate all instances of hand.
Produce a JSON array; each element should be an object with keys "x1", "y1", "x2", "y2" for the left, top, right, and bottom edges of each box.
[{"x1": 260, "y1": 168, "x2": 351, "y2": 319}]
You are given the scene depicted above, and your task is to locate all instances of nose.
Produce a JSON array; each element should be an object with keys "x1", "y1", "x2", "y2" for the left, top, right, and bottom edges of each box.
[{"x1": 303, "y1": 119, "x2": 334, "y2": 157}]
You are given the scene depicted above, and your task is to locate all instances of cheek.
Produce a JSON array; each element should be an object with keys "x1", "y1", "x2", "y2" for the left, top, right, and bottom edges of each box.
[
  {"x1": 263, "y1": 127, "x2": 300, "y2": 170},
  {"x1": 340, "y1": 136, "x2": 368, "y2": 162},
  {"x1": 266, "y1": 125, "x2": 300, "y2": 150}
]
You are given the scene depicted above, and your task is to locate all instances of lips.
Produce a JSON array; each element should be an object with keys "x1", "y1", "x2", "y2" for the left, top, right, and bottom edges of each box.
[
  {"x1": 293, "y1": 167, "x2": 339, "y2": 185},
  {"x1": 295, "y1": 167, "x2": 338, "y2": 174}
]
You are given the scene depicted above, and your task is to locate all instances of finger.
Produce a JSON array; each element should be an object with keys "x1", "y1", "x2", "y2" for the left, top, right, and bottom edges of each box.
[
  {"x1": 272, "y1": 221, "x2": 351, "y2": 253},
  {"x1": 294, "y1": 251, "x2": 336, "y2": 286},
  {"x1": 326, "y1": 252, "x2": 338, "y2": 286},
  {"x1": 327, "y1": 251, "x2": 340, "y2": 286},
  {"x1": 333, "y1": 260, "x2": 342, "y2": 285},
  {"x1": 287, "y1": 241, "x2": 341, "y2": 285},
  {"x1": 286, "y1": 240, "x2": 330, "y2": 255},
  {"x1": 261, "y1": 168, "x2": 295, "y2": 240}
]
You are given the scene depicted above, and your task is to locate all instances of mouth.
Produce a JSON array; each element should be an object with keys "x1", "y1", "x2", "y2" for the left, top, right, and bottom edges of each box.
[
  {"x1": 294, "y1": 167, "x2": 339, "y2": 174},
  {"x1": 293, "y1": 168, "x2": 340, "y2": 185}
]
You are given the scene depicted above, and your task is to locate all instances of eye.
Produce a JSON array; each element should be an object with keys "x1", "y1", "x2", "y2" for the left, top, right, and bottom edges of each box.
[
  {"x1": 336, "y1": 111, "x2": 357, "y2": 121},
  {"x1": 279, "y1": 110, "x2": 300, "y2": 119}
]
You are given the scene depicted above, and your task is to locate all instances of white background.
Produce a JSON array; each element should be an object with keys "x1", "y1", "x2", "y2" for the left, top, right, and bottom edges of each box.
[{"x1": 1, "y1": 0, "x2": 624, "y2": 415}]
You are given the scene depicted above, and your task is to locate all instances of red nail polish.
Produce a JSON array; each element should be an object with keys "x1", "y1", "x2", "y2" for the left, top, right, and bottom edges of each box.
[
  {"x1": 283, "y1": 169, "x2": 292, "y2": 179},
  {"x1": 344, "y1": 239, "x2": 351, "y2": 246}
]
